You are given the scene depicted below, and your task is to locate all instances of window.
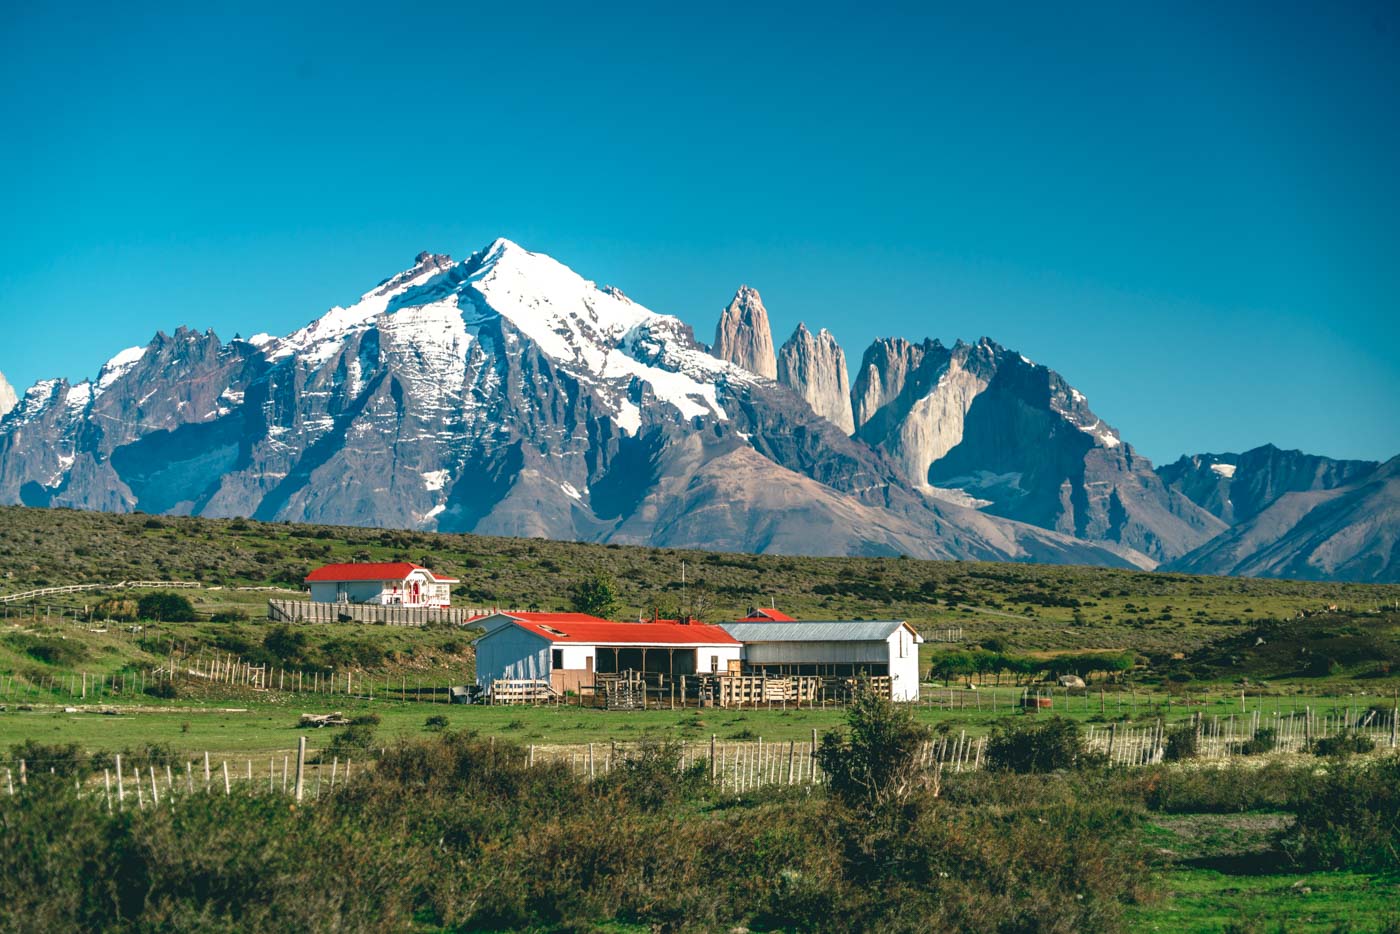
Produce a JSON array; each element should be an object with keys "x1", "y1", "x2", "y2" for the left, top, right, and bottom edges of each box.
[
  {"x1": 552, "y1": 649, "x2": 564, "y2": 669},
  {"x1": 710, "y1": 655, "x2": 720, "y2": 672}
]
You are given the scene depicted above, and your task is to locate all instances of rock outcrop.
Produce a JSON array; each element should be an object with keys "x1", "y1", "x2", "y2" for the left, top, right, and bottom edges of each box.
[
  {"x1": 0, "y1": 371, "x2": 16, "y2": 421},
  {"x1": 1156, "y1": 445, "x2": 1378, "y2": 525},
  {"x1": 712, "y1": 286, "x2": 777, "y2": 379},
  {"x1": 853, "y1": 337, "x2": 1225, "y2": 564},
  {"x1": 776, "y1": 324, "x2": 854, "y2": 434}
]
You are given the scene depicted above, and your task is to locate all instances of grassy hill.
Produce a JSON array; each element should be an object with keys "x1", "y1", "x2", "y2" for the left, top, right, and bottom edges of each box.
[{"x1": 4, "y1": 504, "x2": 1397, "y2": 660}]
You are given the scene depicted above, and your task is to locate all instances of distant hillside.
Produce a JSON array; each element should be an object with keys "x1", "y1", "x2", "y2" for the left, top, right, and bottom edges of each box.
[
  {"x1": 1165, "y1": 456, "x2": 1400, "y2": 583},
  {"x1": 2, "y1": 506, "x2": 1396, "y2": 655}
]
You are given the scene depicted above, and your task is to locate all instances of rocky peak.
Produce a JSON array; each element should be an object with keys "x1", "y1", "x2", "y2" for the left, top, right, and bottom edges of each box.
[
  {"x1": 777, "y1": 323, "x2": 854, "y2": 434},
  {"x1": 372, "y1": 252, "x2": 454, "y2": 298},
  {"x1": 713, "y1": 285, "x2": 777, "y2": 379},
  {"x1": 0, "y1": 371, "x2": 16, "y2": 421}
]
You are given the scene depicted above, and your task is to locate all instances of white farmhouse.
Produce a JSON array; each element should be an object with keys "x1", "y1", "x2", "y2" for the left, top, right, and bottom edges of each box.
[
  {"x1": 473, "y1": 616, "x2": 743, "y2": 696},
  {"x1": 304, "y1": 562, "x2": 458, "y2": 608},
  {"x1": 719, "y1": 620, "x2": 924, "y2": 701}
]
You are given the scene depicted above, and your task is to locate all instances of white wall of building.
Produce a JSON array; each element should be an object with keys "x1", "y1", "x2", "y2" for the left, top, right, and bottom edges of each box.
[
  {"x1": 887, "y1": 627, "x2": 922, "y2": 702},
  {"x1": 308, "y1": 570, "x2": 452, "y2": 607}
]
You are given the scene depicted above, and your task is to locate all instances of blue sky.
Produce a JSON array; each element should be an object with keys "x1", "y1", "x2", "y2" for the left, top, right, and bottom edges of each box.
[{"x1": 2, "y1": 1, "x2": 1396, "y2": 465}]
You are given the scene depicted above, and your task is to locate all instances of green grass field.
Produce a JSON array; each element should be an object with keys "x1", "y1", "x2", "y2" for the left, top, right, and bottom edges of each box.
[{"x1": 4, "y1": 505, "x2": 1400, "y2": 931}]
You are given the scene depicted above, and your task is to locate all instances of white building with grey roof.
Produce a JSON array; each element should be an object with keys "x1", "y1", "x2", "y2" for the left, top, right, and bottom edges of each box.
[{"x1": 720, "y1": 620, "x2": 924, "y2": 701}]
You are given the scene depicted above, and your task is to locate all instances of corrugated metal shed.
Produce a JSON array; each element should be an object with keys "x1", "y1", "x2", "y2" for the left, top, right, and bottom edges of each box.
[{"x1": 721, "y1": 621, "x2": 911, "y2": 642}]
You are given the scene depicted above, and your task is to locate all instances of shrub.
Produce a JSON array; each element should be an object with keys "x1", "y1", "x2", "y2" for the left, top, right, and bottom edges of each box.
[
  {"x1": 1311, "y1": 731, "x2": 1376, "y2": 758},
  {"x1": 596, "y1": 740, "x2": 707, "y2": 813},
  {"x1": 424, "y1": 715, "x2": 449, "y2": 732},
  {"x1": 985, "y1": 716, "x2": 1106, "y2": 773},
  {"x1": 8, "y1": 740, "x2": 91, "y2": 778},
  {"x1": 94, "y1": 597, "x2": 138, "y2": 622},
  {"x1": 137, "y1": 592, "x2": 198, "y2": 622},
  {"x1": 143, "y1": 681, "x2": 179, "y2": 700},
  {"x1": 816, "y1": 685, "x2": 932, "y2": 812},
  {"x1": 1281, "y1": 754, "x2": 1400, "y2": 870},
  {"x1": 1163, "y1": 722, "x2": 1199, "y2": 762},
  {"x1": 1235, "y1": 727, "x2": 1277, "y2": 756},
  {"x1": 13, "y1": 636, "x2": 88, "y2": 667},
  {"x1": 320, "y1": 723, "x2": 377, "y2": 761}
]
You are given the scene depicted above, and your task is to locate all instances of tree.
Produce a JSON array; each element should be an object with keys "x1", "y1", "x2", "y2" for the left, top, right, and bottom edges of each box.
[
  {"x1": 136, "y1": 592, "x2": 197, "y2": 622},
  {"x1": 569, "y1": 574, "x2": 617, "y2": 619},
  {"x1": 816, "y1": 685, "x2": 931, "y2": 813}
]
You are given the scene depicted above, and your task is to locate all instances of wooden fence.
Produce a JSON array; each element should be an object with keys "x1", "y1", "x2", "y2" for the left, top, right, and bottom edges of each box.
[
  {"x1": 267, "y1": 600, "x2": 514, "y2": 626},
  {"x1": 0, "y1": 580, "x2": 202, "y2": 605}
]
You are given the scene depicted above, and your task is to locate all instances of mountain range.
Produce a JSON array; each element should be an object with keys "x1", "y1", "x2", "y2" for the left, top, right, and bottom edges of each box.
[{"x1": 0, "y1": 238, "x2": 1393, "y2": 581}]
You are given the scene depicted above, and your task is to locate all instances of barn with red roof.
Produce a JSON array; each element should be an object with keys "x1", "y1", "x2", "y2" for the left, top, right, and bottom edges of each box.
[
  {"x1": 473, "y1": 614, "x2": 743, "y2": 697},
  {"x1": 305, "y1": 562, "x2": 458, "y2": 609}
]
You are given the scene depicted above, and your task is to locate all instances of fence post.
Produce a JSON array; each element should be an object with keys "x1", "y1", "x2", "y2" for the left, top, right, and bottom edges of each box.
[
  {"x1": 710, "y1": 734, "x2": 716, "y2": 781},
  {"x1": 222, "y1": 761, "x2": 231, "y2": 795},
  {"x1": 114, "y1": 754, "x2": 123, "y2": 804},
  {"x1": 787, "y1": 740, "x2": 796, "y2": 784},
  {"x1": 294, "y1": 736, "x2": 306, "y2": 802}
]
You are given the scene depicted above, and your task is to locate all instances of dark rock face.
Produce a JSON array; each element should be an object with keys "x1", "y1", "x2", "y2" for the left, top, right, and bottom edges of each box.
[
  {"x1": 776, "y1": 323, "x2": 855, "y2": 434},
  {"x1": 851, "y1": 337, "x2": 1224, "y2": 564},
  {"x1": 0, "y1": 240, "x2": 1137, "y2": 567},
  {"x1": 1156, "y1": 445, "x2": 1379, "y2": 525},
  {"x1": 712, "y1": 286, "x2": 777, "y2": 379},
  {"x1": 1164, "y1": 456, "x2": 1399, "y2": 582}
]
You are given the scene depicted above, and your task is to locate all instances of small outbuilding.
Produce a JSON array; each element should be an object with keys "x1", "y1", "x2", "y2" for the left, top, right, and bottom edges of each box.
[
  {"x1": 720, "y1": 620, "x2": 924, "y2": 701},
  {"x1": 305, "y1": 562, "x2": 458, "y2": 608}
]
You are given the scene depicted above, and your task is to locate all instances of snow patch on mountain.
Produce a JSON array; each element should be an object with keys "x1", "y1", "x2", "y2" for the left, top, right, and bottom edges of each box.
[
  {"x1": 96, "y1": 345, "x2": 147, "y2": 393},
  {"x1": 1210, "y1": 463, "x2": 1237, "y2": 478}
]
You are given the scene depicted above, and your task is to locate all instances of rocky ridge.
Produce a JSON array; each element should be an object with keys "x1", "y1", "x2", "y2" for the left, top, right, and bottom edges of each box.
[
  {"x1": 776, "y1": 323, "x2": 855, "y2": 434},
  {"x1": 712, "y1": 286, "x2": 777, "y2": 379}
]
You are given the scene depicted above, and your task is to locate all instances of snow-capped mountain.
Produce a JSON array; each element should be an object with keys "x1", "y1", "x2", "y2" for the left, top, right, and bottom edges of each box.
[
  {"x1": 0, "y1": 239, "x2": 1137, "y2": 566},
  {"x1": 0, "y1": 238, "x2": 1391, "y2": 579}
]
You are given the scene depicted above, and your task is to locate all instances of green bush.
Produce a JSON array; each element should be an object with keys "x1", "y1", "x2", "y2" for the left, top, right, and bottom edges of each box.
[
  {"x1": 1282, "y1": 754, "x2": 1400, "y2": 870},
  {"x1": 0, "y1": 730, "x2": 1150, "y2": 933},
  {"x1": 8, "y1": 740, "x2": 91, "y2": 778},
  {"x1": 143, "y1": 681, "x2": 179, "y2": 700},
  {"x1": 423, "y1": 715, "x2": 450, "y2": 732},
  {"x1": 816, "y1": 685, "x2": 931, "y2": 812},
  {"x1": 1311, "y1": 730, "x2": 1376, "y2": 757},
  {"x1": 137, "y1": 592, "x2": 198, "y2": 622},
  {"x1": 1163, "y1": 722, "x2": 1199, "y2": 762},
  {"x1": 1235, "y1": 726, "x2": 1277, "y2": 756},
  {"x1": 12, "y1": 635, "x2": 88, "y2": 667},
  {"x1": 985, "y1": 716, "x2": 1106, "y2": 773}
]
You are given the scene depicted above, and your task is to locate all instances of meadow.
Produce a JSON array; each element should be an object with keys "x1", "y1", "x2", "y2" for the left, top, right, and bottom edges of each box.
[{"x1": 3, "y1": 505, "x2": 1400, "y2": 931}]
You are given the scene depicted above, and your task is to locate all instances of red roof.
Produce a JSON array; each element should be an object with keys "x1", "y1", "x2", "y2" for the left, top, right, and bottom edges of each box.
[
  {"x1": 739, "y1": 608, "x2": 796, "y2": 622},
  {"x1": 305, "y1": 562, "x2": 459, "y2": 583},
  {"x1": 500, "y1": 618, "x2": 740, "y2": 646},
  {"x1": 466, "y1": 611, "x2": 611, "y2": 625}
]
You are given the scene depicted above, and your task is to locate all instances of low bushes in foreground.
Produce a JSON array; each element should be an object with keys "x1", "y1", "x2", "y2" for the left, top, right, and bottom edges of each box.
[
  {"x1": 1281, "y1": 753, "x2": 1400, "y2": 871},
  {"x1": 0, "y1": 728, "x2": 1151, "y2": 932}
]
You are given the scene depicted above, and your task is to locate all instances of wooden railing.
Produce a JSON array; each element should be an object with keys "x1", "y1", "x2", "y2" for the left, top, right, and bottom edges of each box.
[{"x1": 0, "y1": 580, "x2": 202, "y2": 604}]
